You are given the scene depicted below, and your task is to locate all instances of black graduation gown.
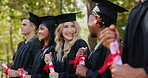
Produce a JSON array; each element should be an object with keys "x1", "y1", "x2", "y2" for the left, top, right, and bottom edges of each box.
[
  {"x1": 11, "y1": 37, "x2": 40, "y2": 75},
  {"x1": 122, "y1": 1, "x2": 148, "y2": 74},
  {"x1": 53, "y1": 39, "x2": 90, "y2": 78},
  {"x1": 86, "y1": 43, "x2": 111, "y2": 78},
  {"x1": 31, "y1": 45, "x2": 55, "y2": 78}
]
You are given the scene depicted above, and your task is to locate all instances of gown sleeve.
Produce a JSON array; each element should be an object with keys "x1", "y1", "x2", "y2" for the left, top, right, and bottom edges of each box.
[
  {"x1": 86, "y1": 69, "x2": 100, "y2": 78},
  {"x1": 31, "y1": 46, "x2": 55, "y2": 78},
  {"x1": 25, "y1": 39, "x2": 40, "y2": 74},
  {"x1": 144, "y1": 67, "x2": 148, "y2": 75},
  {"x1": 11, "y1": 42, "x2": 23, "y2": 69},
  {"x1": 55, "y1": 39, "x2": 90, "y2": 78},
  {"x1": 85, "y1": 44, "x2": 111, "y2": 78}
]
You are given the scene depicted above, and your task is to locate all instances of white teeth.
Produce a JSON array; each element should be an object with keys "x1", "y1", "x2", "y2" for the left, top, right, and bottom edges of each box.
[{"x1": 67, "y1": 34, "x2": 72, "y2": 36}]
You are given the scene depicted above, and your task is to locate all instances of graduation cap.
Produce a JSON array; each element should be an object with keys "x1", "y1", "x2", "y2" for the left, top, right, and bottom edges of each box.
[
  {"x1": 92, "y1": 0, "x2": 106, "y2": 3},
  {"x1": 57, "y1": 12, "x2": 81, "y2": 24},
  {"x1": 91, "y1": 0, "x2": 128, "y2": 27},
  {"x1": 25, "y1": 12, "x2": 40, "y2": 29},
  {"x1": 39, "y1": 16, "x2": 54, "y2": 22},
  {"x1": 40, "y1": 16, "x2": 59, "y2": 30}
]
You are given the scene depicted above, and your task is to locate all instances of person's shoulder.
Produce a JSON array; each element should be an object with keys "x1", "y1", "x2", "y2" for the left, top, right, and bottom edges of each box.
[
  {"x1": 75, "y1": 39, "x2": 86, "y2": 43},
  {"x1": 29, "y1": 37, "x2": 40, "y2": 47},
  {"x1": 18, "y1": 41, "x2": 25, "y2": 45},
  {"x1": 144, "y1": 0, "x2": 148, "y2": 5},
  {"x1": 74, "y1": 39, "x2": 88, "y2": 47},
  {"x1": 33, "y1": 37, "x2": 40, "y2": 41},
  {"x1": 130, "y1": 3, "x2": 142, "y2": 11},
  {"x1": 31, "y1": 37, "x2": 40, "y2": 43}
]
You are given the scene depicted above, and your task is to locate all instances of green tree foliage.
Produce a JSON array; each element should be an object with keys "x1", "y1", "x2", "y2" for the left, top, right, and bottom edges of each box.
[
  {"x1": 110, "y1": 0, "x2": 139, "y2": 39},
  {"x1": 0, "y1": 0, "x2": 85, "y2": 77},
  {"x1": 0, "y1": 0, "x2": 84, "y2": 64},
  {"x1": 0, "y1": 0, "x2": 139, "y2": 77}
]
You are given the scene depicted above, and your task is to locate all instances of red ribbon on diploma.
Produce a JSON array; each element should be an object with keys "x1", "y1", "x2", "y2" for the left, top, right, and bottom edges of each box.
[
  {"x1": 4, "y1": 65, "x2": 11, "y2": 74},
  {"x1": 69, "y1": 56, "x2": 85, "y2": 68},
  {"x1": 98, "y1": 40, "x2": 122, "y2": 74},
  {"x1": 2, "y1": 63, "x2": 12, "y2": 74},
  {"x1": 43, "y1": 65, "x2": 54, "y2": 73},
  {"x1": 18, "y1": 68, "x2": 26, "y2": 78},
  {"x1": 98, "y1": 52, "x2": 120, "y2": 74}
]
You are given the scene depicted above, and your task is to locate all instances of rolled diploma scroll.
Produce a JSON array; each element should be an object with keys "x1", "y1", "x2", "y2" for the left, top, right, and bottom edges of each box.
[
  {"x1": 110, "y1": 40, "x2": 122, "y2": 65},
  {"x1": 2, "y1": 63, "x2": 9, "y2": 69},
  {"x1": 2, "y1": 63, "x2": 11, "y2": 73},
  {"x1": 49, "y1": 61, "x2": 55, "y2": 72},
  {"x1": 79, "y1": 57, "x2": 85, "y2": 65},
  {"x1": 79, "y1": 47, "x2": 86, "y2": 65}
]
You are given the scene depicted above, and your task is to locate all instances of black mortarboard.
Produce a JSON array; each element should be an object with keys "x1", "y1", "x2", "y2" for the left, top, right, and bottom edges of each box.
[
  {"x1": 91, "y1": 0, "x2": 128, "y2": 27},
  {"x1": 57, "y1": 12, "x2": 81, "y2": 24},
  {"x1": 40, "y1": 16, "x2": 59, "y2": 30},
  {"x1": 25, "y1": 12, "x2": 40, "y2": 28},
  {"x1": 92, "y1": 0, "x2": 106, "y2": 3},
  {"x1": 39, "y1": 16, "x2": 54, "y2": 22}
]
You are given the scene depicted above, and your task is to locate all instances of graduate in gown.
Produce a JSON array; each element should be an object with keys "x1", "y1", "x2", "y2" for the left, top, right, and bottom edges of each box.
[
  {"x1": 44, "y1": 12, "x2": 90, "y2": 78},
  {"x1": 24, "y1": 16, "x2": 59, "y2": 78},
  {"x1": 99, "y1": 0, "x2": 148, "y2": 78},
  {"x1": 122, "y1": 0, "x2": 148, "y2": 75},
  {"x1": 76, "y1": 0, "x2": 128, "y2": 78},
  {"x1": 6, "y1": 12, "x2": 40, "y2": 78}
]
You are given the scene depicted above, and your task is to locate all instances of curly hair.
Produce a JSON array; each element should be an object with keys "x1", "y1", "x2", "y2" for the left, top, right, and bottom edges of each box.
[{"x1": 54, "y1": 21, "x2": 81, "y2": 61}]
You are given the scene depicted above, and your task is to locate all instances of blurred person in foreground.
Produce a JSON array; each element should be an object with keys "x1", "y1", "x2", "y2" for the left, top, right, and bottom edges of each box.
[
  {"x1": 76, "y1": 0, "x2": 128, "y2": 78},
  {"x1": 99, "y1": 0, "x2": 148, "y2": 78}
]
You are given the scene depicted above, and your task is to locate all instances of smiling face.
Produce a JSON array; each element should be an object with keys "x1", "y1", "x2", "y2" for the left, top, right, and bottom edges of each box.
[
  {"x1": 61, "y1": 22, "x2": 76, "y2": 41},
  {"x1": 38, "y1": 25, "x2": 49, "y2": 41}
]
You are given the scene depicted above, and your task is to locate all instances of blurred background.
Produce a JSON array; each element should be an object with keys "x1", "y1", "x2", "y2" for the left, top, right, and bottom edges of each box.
[{"x1": 0, "y1": 0, "x2": 138, "y2": 77}]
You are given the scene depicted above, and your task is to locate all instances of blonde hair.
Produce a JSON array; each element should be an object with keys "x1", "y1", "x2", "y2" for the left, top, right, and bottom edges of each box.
[{"x1": 55, "y1": 21, "x2": 81, "y2": 61}]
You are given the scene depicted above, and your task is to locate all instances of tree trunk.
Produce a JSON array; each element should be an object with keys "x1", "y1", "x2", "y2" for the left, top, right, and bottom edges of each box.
[
  {"x1": 86, "y1": 0, "x2": 96, "y2": 17},
  {"x1": 10, "y1": 26, "x2": 15, "y2": 55},
  {"x1": 86, "y1": 0, "x2": 97, "y2": 52}
]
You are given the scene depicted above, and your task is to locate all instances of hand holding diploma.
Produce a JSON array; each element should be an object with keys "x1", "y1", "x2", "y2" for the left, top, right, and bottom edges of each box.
[
  {"x1": 98, "y1": 40, "x2": 122, "y2": 74},
  {"x1": 44, "y1": 52, "x2": 55, "y2": 73},
  {"x1": 2, "y1": 63, "x2": 11, "y2": 74}
]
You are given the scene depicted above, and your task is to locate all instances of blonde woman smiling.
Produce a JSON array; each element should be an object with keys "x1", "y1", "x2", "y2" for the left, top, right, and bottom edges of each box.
[{"x1": 44, "y1": 12, "x2": 90, "y2": 78}]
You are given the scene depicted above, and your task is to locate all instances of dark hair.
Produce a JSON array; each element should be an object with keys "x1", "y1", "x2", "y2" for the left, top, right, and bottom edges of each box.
[
  {"x1": 91, "y1": 12, "x2": 116, "y2": 27},
  {"x1": 40, "y1": 26, "x2": 56, "y2": 48},
  {"x1": 98, "y1": 13, "x2": 116, "y2": 27},
  {"x1": 22, "y1": 18, "x2": 38, "y2": 31},
  {"x1": 101, "y1": 15, "x2": 116, "y2": 27}
]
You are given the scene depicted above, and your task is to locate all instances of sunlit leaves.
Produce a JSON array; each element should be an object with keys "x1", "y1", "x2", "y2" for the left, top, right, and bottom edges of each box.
[{"x1": 0, "y1": 0, "x2": 85, "y2": 64}]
